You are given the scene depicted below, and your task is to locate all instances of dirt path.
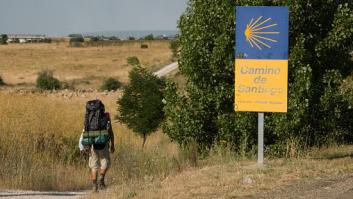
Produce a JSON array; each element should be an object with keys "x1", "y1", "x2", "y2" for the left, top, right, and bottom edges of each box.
[
  {"x1": 254, "y1": 174, "x2": 353, "y2": 199},
  {"x1": 0, "y1": 190, "x2": 87, "y2": 199}
]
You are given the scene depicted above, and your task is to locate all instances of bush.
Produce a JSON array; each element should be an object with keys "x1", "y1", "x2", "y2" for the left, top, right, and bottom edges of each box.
[
  {"x1": 117, "y1": 67, "x2": 165, "y2": 148},
  {"x1": 69, "y1": 37, "x2": 84, "y2": 43},
  {"x1": 101, "y1": 77, "x2": 122, "y2": 91},
  {"x1": 163, "y1": 0, "x2": 353, "y2": 154},
  {"x1": 127, "y1": 56, "x2": 140, "y2": 66},
  {"x1": 0, "y1": 76, "x2": 5, "y2": 86},
  {"x1": 140, "y1": 44, "x2": 148, "y2": 49},
  {"x1": 36, "y1": 71, "x2": 61, "y2": 90}
]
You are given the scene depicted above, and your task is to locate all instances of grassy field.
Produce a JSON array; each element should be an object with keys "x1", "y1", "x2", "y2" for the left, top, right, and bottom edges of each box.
[
  {"x1": 0, "y1": 91, "x2": 181, "y2": 191},
  {"x1": 1, "y1": 90, "x2": 352, "y2": 197},
  {"x1": 1, "y1": 41, "x2": 353, "y2": 198},
  {"x1": 0, "y1": 41, "x2": 172, "y2": 89},
  {"x1": 0, "y1": 40, "x2": 184, "y2": 192}
]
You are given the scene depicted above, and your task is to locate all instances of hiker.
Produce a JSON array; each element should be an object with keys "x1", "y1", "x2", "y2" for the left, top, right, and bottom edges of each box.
[{"x1": 79, "y1": 99, "x2": 115, "y2": 192}]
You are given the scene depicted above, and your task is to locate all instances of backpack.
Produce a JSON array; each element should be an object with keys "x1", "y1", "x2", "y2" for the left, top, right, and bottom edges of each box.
[{"x1": 81, "y1": 100, "x2": 110, "y2": 146}]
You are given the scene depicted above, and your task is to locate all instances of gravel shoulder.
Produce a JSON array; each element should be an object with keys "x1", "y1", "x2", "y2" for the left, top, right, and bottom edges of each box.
[{"x1": 254, "y1": 174, "x2": 353, "y2": 199}]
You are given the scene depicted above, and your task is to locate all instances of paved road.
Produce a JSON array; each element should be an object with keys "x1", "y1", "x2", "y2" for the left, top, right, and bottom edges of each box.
[
  {"x1": 0, "y1": 190, "x2": 87, "y2": 199},
  {"x1": 153, "y1": 62, "x2": 178, "y2": 77}
]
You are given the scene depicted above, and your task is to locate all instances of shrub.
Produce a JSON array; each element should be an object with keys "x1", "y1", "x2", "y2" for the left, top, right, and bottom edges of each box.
[
  {"x1": 69, "y1": 37, "x2": 84, "y2": 43},
  {"x1": 127, "y1": 56, "x2": 140, "y2": 66},
  {"x1": 140, "y1": 44, "x2": 148, "y2": 49},
  {"x1": 101, "y1": 77, "x2": 122, "y2": 91},
  {"x1": 36, "y1": 71, "x2": 61, "y2": 90},
  {"x1": 117, "y1": 67, "x2": 165, "y2": 148},
  {"x1": 0, "y1": 76, "x2": 5, "y2": 86}
]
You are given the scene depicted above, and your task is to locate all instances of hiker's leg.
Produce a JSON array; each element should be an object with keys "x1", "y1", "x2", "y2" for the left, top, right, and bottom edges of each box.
[
  {"x1": 89, "y1": 148, "x2": 100, "y2": 192},
  {"x1": 91, "y1": 169, "x2": 98, "y2": 181},
  {"x1": 98, "y1": 168, "x2": 107, "y2": 188},
  {"x1": 98, "y1": 146, "x2": 111, "y2": 188}
]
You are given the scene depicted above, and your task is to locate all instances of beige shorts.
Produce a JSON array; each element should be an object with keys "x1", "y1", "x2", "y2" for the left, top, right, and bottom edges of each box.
[{"x1": 88, "y1": 145, "x2": 111, "y2": 170}]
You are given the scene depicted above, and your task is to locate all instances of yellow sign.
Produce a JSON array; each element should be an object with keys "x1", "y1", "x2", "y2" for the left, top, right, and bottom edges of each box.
[
  {"x1": 235, "y1": 7, "x2": 288, "y2": 112},
  {"x1": 234, "y1": 59, "x2": 288, "y2": 112}
]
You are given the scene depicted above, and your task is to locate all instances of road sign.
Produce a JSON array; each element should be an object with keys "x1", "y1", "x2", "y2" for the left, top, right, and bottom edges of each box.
[
  {"x1": 235, "y1": 6, "x2": 289, "y2": 113},
  {"x1": 235, "y1": 6, "x2": 289, "y2": 165}
]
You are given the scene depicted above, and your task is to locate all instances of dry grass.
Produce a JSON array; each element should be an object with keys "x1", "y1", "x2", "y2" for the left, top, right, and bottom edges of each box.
[
  {"x1": 0, "y1": 91, "x2": 179, "y2": 191},
  {"x1": 89, "y1": 145, "x2": 353, "y2": 199},
  {"x1": 0, "y1": 41, "x2": 172, "y2": 88},
  {"x1": 1, "y1": 91, "x2": 353, "y2": 197}
]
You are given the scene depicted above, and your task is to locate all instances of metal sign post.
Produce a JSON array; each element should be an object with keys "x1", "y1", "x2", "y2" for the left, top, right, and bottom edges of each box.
[{"x1": 258, "y1": 113, "x2": 264, "y2": 164}]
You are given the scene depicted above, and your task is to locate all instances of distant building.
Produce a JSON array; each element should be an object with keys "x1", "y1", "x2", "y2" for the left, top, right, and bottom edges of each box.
[{"x1": 7, "y1": 34, "x2": 46, "y2": 43}]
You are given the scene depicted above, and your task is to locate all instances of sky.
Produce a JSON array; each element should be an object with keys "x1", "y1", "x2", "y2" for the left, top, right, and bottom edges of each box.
[{"x1": 0, "y1": 0, "x2": 188, "y2": 36}]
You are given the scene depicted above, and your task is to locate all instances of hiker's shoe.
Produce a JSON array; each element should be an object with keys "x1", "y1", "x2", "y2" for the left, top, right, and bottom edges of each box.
[
  {"x1": 98, "y1": 180, "x2": 106, "y2": 190},
  {"x1": 92, "y1": 184, "x2": 98, "y2": 193}
]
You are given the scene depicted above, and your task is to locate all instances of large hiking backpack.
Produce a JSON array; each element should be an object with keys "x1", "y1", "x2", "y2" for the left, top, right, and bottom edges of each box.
[{"x1": 81, "y1": 100, "x2": 110, "y2": 146}]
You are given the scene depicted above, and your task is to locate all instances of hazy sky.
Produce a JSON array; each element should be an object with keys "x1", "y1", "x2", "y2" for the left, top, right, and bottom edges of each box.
[{"x1": 0, "y1": 0, "x2": 188, "y2": 36}]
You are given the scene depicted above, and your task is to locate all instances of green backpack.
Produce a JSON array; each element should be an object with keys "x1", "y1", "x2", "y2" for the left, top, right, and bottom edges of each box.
[{"x1": 81, "y1": 100, "x2": 110, "y2": 146}]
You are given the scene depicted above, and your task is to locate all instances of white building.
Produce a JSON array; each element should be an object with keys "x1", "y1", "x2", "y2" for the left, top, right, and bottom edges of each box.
[{"x1": 7, "y1": 34, "x2": 46, "y2": 43}]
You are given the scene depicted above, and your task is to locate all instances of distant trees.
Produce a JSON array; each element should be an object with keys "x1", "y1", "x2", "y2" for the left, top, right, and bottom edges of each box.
[
  {"x1": 117, "y1": 66, "x2": 165, "y2": 148},
  {"x1": 69, "y1": 37, "x2": 84, "y2": 43},
  {"x1": 144, "y1": 34, "x2": 154, "y2": 40},
  {"x1": 0, "y1": 34, "x2": 8, "y2": 45},
  {"x1": 68, "y1": 34, "x2": 83, "y2": 38},
  {"x1": 90, "y1": 36, "x2": 100, "y2": 42},
  {"x1": 69, "y1": 35, "x2": 84, "y2": 47},
  {"x1": 169, "y1": 39, "x2": 179, "y2": 61},
  {"x1": 108, "y1": 36, "x2": 120, "y2": 41}
]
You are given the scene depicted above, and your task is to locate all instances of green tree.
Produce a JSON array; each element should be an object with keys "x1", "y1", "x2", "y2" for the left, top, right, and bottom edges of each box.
[
  {"x1": 163, "y1": 0, "x2": 353, "y2": 154},
  {"x1": 117, "y1": 67, "x2": 165, "y2": 148}
]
